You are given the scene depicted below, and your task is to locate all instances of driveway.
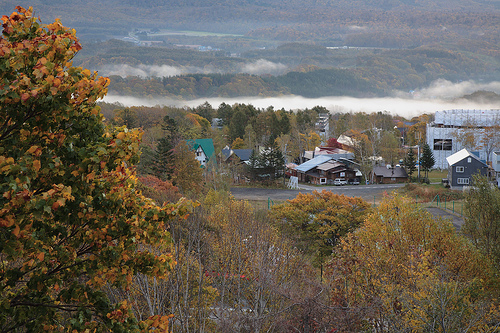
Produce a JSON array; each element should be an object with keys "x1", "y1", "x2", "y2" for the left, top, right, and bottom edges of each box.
[{"x1": 230, "y1": 183, "x2": 405, "y2": 203}]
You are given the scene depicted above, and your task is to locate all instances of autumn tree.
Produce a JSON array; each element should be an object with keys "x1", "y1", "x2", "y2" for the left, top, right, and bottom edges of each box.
[
  {"x1": 462, "y1": 175, "x2": 500, "y2": 268},
  {"x1": 205, "y1": 193, "x2": 310, "y2": 332},
  {"x1": 300, "y1": 130, "x2": 321, "y2": 152},
  {"x1": 231, "y1": 137, "x2": 245, "y2": 149},
  {"x1": 452, "y1": 119, "x2": 479, "y2": 151},
  {"x1": 480, "y1": 124, "x2": 500, "y2": 167},
  {"x1": 113, "y1": 107, "x2": 138, "y2": 128},
  {"x1": 328, "y1": 195, "x2": 499, "y2": 332},
  {"x1": 270, "y1": 191, "x2": 371, "y2": 267},
  {"x1": 379, "y1": 130, "x2": 400, "y2": 166},
  {"x1": 326, "y1": 137, "x2": 342, "y2": 149},
  {"x1": 0, "y1": 7, "x2": 189, "y2": 331},
  {"x1": 171, "y1": 141, "x2": 204, "y2": 197},
  {"x1": 350, "y1": 130, "x2": 373, "y2": 183}
]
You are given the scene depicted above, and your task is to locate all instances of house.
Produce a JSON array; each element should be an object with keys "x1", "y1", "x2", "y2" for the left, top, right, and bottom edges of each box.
[
  {"x1": 370, "y1": 166, "x2": 408, "y2": 184},
  {"x1": 221, "y1": 147, "x2": 253, "y2": 164},
  {"x1": 295, "y1": 155, "x2": 360, "y2": 185},
  {"x1": 220, "y1": 147, "x2": 254, "y2": 183},
  {"x1": 446, "y1": 149, "x2": 488, "y2": 189},
  {"x1": 301, "y1": 146, "x2": 354, "y2": 163},
  {"x1": 186, "y1": 138, "x2": 215, "y2": 167},
  {"x1": 426, "y1": 109, "x2": 500, "y2": 169}
]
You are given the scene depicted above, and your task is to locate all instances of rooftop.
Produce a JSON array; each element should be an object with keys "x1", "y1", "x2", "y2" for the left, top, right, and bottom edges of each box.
[
  {"x1": 446, "y1": 148, "x2": 486, "y2": 166},
  {"x1": 433, "y1": 109, "x2": 500, "y2": 127}
]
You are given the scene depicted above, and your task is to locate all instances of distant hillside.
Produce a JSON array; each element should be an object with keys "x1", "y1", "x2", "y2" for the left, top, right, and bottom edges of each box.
[{"x1": 2, "y1": 0, "x2": 499, "y2": 39}]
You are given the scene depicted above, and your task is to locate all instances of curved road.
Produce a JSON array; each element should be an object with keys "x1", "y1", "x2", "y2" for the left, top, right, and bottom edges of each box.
[
  {"x1": 230, "y1": 183, "x2": 405, "y2": 202},
  {"x1": 230, "y1": 184, "x2": 465, "y2": 231}
]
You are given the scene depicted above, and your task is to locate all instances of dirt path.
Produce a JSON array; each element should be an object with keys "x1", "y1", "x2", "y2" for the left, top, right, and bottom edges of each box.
[{"x1": 425, "y1": 207, "x2": 464, "y2": 232}]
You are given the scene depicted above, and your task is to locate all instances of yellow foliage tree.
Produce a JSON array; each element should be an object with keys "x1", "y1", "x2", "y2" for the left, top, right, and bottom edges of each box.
[{"x1": 328, "y1": 195, "x2": 500, "y2": 332}]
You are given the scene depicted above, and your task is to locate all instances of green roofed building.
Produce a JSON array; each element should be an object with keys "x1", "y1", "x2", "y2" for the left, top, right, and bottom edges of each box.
[{"x1": 186, "y1": 138, "x2": 215, "y2": 168}]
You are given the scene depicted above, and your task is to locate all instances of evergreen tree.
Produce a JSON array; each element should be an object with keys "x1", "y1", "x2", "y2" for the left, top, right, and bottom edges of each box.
[
  {"x1": 247, "y1": 148, "x2": 260, "y2": 181},
  {"x1": 152, "y1": 115, "x2": 179, "y2": 180},
  {"x1": 228, "y1": 109, "x2": 247, "y2": 142},
  {"x1": 261, "y1": 145, "x2": 285, "y2": 180},
  {"x1": 403, "y1": 148, "x2": 417, "y2": 181},
  {"x1": 419, "y1": 143, "x2": 435, "y2": 182},
  {"x1": 216, "y1": 102, "x2": 233, "y2": 126}
]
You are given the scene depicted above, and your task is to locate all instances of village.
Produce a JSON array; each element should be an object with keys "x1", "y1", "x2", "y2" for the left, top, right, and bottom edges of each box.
[{"x1": 185, "y1": 108, "x2": 500, "y2": 191}]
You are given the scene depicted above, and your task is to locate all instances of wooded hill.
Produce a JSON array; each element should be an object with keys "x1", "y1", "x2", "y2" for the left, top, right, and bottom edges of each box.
[
  {"x1": 81, "y1": 40, "x2": 497, "y2": 98},
  {"x1": 5, "y1": 0, "x2": 499, "y2": 98}
]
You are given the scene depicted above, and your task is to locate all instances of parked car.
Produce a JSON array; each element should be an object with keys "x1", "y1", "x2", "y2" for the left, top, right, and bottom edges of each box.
[
  {"x1": 334, "y1": 178, "x2": 347, "y2": 186},
  {"x1": 348, "y1": 178, "x2": 360, "y2": 185}
]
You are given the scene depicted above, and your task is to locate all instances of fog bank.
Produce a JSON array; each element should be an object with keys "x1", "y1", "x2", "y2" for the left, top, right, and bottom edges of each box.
[
  {"x1": 102, "y1": 94, "x2": 499, "y2": 119},
  {"x1": 102, "y1": 79, "x2": 500, "y2": 118},
  {"x1": 98, "y1": 59, "x2": 288, "y2": 77}
]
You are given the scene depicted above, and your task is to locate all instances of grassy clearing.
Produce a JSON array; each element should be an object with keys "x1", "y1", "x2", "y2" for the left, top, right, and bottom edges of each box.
[
  {"x1": 398, "y1": 183, "x2": 464, "y2": 203},
  {"x1": 426, "y1": 169, "x2": 448, "y2": 183},
  {"x1": 246, "y1": 199, "x2": 285, "y2": 212}
]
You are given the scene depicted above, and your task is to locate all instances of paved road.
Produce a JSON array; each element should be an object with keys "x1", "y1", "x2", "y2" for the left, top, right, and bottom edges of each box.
[
  {"x1": 230, "y1": 183, "x2": 405, "y2": 202},
  {"x1": 425, "y1": 207, "x2": 464, "y2": 232}
]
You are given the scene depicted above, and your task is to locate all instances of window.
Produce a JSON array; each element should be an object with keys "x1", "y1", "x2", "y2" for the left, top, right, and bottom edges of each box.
[
  {"x1": 457, "y1": 178, "x2": 469, "y2": 185},
  {"x1": 456, "y1": 166, "x2": 464, "y2": 173},
  {"x1": 434, "y1": 139, "x2": 452, "y2": 150},
  {"x1": 467, "y1": 157, "x2": 472, "y2": 163}
]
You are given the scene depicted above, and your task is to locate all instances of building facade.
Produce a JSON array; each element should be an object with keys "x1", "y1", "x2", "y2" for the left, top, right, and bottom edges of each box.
[
  {"x1": 426, "y1": 109, "x2": 500, "y2": 169},
  {"x1": 446, "y1": 149, "x2": 488, "y2": 189}
]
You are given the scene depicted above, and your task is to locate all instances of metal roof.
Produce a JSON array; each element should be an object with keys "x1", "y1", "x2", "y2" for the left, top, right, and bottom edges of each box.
[
  {"x1": 296, "y1": 155, "x2": 334, "y2": 172},
  {"x1": 316, "y1": 161, "x2": 343, "y2": 171},
  {"x1": 433, "y1": 109, "x2": 500, "y2": 127},
  {"x1": 446, "y1": 148, "x2": 485, "y2": 166}
]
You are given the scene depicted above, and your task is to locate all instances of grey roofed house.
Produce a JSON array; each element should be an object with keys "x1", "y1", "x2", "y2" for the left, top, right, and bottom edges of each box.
[
  {"x1": 221, "y1": 146, "x2": 253, "y2": 164},
  {"x1": 233, "y1": 149, "x2": 252, "y2": 162},
  {"x1": 446, "y1": 148, "x2": 488, "y2": 189},
  {"x1": 371, "y1": 166, "x2": 408, "y2": 184}
]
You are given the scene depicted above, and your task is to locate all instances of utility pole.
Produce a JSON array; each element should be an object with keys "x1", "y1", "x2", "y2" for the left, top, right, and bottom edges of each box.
[
  {"x1": 417, "y1": 144, "x2": 420, "y2": 183},
  {"x1": 416, "y1": 132, "x2": 421, "y2": 183}
]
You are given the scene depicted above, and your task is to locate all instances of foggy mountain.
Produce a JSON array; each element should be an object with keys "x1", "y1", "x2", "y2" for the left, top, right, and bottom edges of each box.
[{"x1": 2, "y1": 1, "x2": 499, "y2": 104}]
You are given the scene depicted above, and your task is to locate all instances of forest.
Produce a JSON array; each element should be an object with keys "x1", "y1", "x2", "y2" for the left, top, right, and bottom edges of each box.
[{"x1": 3, "y1": 5, "x2": 500, "y2": 333}]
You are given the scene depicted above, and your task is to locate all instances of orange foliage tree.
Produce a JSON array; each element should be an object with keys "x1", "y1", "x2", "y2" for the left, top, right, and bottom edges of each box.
[
  {"x1": 270, "y1": 190, "x2": 371, "y2": 267},
  {"x1": 0, "y1": 7, "x2": 191, "y2": 331}
]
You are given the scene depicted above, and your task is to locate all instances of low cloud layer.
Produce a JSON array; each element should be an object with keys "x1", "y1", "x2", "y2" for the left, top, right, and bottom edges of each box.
[
  {"x1": 241, "y1": 59, "x2": 287, "y2": 75},
  {"x1": 101, "y1": 79, "x2": 500, "y2": 119},
  {"x1": 395, "y1": 78, "x2": 500, "y2": 100},
  {"x1": 98, "y1": 59, "x2": 288, "y2": 77},
  {"x1": 98, "y1": 64, "x2": 188, "y2": 77},
  {"x1": 102, "y1": 97, "x2": 497, "y2": 120}
]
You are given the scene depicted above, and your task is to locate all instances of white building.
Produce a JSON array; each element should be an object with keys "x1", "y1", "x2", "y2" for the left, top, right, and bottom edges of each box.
[
  {"x1": 493, "y1": 151, "x2": 500, "y2": 178},
  {"x1": 426, "y1": 109, "x2": 500, "y2": 169}
]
